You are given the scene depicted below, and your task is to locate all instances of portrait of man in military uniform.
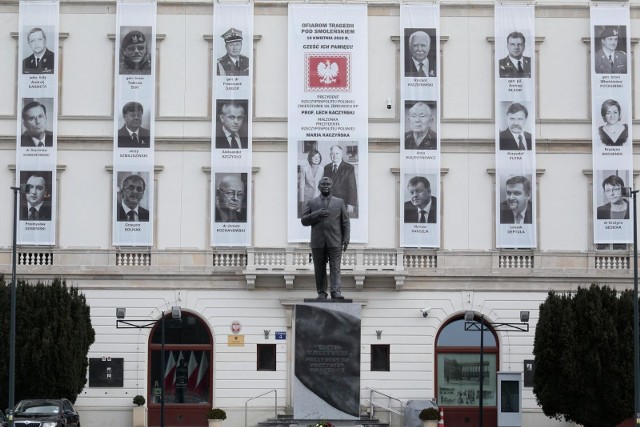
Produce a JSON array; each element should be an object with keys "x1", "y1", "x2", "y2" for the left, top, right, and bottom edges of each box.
[
  {"x1": 216, "y1": 27, "x2": 250, "y2": 76},
  {"x1": 22, "y1": 27, "x2": 55, "y2": 74},
  {"x1": 119, "y1": 28, "x2": 152, "y2": 75},
  {"x1": 594, "y1": 25, "x2": 627, "y2": 74}
]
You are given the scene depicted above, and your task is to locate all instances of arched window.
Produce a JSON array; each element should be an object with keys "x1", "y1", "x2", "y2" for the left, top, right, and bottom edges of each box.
[
  {"x1": 435, "y1": 315, "x2": 499, "y2": 426},
  {"x1": 148, "y1": 311, "x2": 212, "y2": 426}
]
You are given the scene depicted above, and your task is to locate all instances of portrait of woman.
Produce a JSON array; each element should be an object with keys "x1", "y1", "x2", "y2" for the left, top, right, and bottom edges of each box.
[
  {"x1": 596, "y1": 175, "x2": 629, "y2": 220},
  {"x1": 598, "y1": 99, "x2": 628, "y2": 146},
  {"x1": 298, "y1": 149, "x2": 324, "y2": 208}
]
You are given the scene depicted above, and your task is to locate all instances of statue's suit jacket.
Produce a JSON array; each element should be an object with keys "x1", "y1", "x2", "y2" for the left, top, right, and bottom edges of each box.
[{"x1": 301, "y1": 195, "x2": 350, "y2": 248}]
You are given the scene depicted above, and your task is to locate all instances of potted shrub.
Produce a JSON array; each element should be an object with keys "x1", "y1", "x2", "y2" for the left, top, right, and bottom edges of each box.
[
  {"x1": 132, "y1": 395, "x2": 146, "y2": 427},
  {"x1": 206, "y1": 408, "x2": 227, "y2": 427},
  {"x1": 418, "y1": 407, "x2": 439, "y2": 427}
]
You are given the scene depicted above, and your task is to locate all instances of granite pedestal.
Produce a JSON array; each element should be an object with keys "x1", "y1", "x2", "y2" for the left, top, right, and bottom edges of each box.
[{"x1": 293, "y1": 301, "x2": 361, "y2": 420}]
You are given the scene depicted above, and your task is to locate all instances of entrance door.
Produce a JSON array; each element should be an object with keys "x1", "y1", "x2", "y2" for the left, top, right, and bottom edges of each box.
[
  {"x1": 435, "y1": 316, "x2": 499, "y2": 427},
  {"x1": 148, "y1": 311, "x2": 212, "y2": 427}
]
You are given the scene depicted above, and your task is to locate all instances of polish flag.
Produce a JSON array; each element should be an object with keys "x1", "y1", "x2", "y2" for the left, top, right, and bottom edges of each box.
[
  {"x1": 187, "y1": 351, "x2": 198, "y2": 389},
  {"x1": 195, "y1": 353, "x2": 210, "y2": 395},
  {"x1": 163, "y1": 352, "x2": 176, "y2": 392}
]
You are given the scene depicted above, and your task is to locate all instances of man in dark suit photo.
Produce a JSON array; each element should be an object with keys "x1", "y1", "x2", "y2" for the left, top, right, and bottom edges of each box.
[
  {"x1": 117, "y1": 174, "x2": 150, "y2": 222},
  {"x1": 301, "y1": 177, "x2": 350, "y2": 300},
  {"x1": 118, "y1": 102, "x2": 150, "y2": 148},
  {"x1": 594, "y1": 26, "x2": 627, "y2": 74},
  {"x1": 20, "y1": 172, "x2": 52, "y2": 221},
  {"x1": 323, "y1": 144, "x2": 358, "y2": 217},
  {"x1": 216, "y1": 28, "x2": 250, "y2": 76},
  {"x1": 21, "y1": 101, "x2": 53, "y2": 147},
  {"x1": 214, "y1": 174, "x2": 247, "y2": 222},
  {"x1": 405, "y1": 30, "x2": 436, "y2": 77},
  {"x1": 22, "y1": 27, "x2": 54, "y2": 74},
  {"x1": 498, "y1": 31, "x2": 531, "y2": 78},
  {"x1": 500, "y1": 176, "x2": 533, "y2": 225},
  {"x1": 404, "y1": 176, "x2": 437, "y2": 224},
  {"x1": 405, "y1": 101, "x2": 437, "y2": 150},
  {"x1": 215, "y1": 101, "x2": 248, "y2": 149},
  {"x1": 499, "y1": 102, "x2": 532, "y2": 151}
]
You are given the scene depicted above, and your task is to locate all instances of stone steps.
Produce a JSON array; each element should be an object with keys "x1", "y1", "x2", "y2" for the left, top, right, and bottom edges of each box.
[{"x1": 257, "y1": 414, "x2": 390, "y2": 427}]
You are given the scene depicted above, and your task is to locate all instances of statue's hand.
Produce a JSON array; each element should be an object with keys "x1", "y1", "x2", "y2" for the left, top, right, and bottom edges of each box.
[
  {"x1": 346, "y1": 204, "x2": 355, "y2": 214},
  {"x1": 342, "y1": 242, "x2": 348, "y2": 252}
]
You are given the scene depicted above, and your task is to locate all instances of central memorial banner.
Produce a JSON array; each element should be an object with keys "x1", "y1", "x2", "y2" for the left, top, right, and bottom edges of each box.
[
  {"x1": 288, "y1": 4, "x2": 368, "y2": 244},
  {"x1": 294, "y1": 303, "x2": 361, "y2": 420}
]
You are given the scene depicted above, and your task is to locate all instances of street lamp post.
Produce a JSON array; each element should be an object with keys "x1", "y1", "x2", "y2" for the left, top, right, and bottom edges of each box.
[
  {"x1": 8, "y1": 186, "x2": 23, "y2": 427},
  {"x1": 116, "y1": 307, "x2": 181, "y2": 427},
  {"x1": 464, "y1": 310, "x2": 530, "y2": 427}
]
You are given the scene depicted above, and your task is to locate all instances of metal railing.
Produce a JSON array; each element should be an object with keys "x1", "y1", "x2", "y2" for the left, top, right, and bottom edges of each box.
[
  {"x1": 367, "y1": 387, "x2": 405, "y2": 425},
  {"x1": 244, "y1": 389, "x2": 277, "y2": 427}
]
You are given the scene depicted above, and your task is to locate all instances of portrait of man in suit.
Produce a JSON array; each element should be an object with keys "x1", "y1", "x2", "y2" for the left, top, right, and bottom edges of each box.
[
  {"x1": 215, "y1": 101, "x2": 248, "y2": 149},
  {"x1": 301, "y1": 177, "x2": 350, "y2": 300},
  {"x1": 594, "y1": 26, "x2": 627, "y2": 74},
  {"x1": 214, "y1": 173, "x2": 247, "y2": 223},
  {"x1": 499, "y1": 102, "x2": 532, "y2": 151},
  {"x1": 404, "y1": 176, "x2": 437, "y2": 224},
  {"x1": 22, "y1": 27, "x2": 54, "y2": 74},
  {"x1": 217, "y1": 28, "x2": 250, "y2": 76},
  {"x1": 405, "y1": 101, "x2": 437, "y2": 150},
  {"x1": 405, "y1": 29, "x2": 436, "y2": 77},
  {"x1": 323, "y1": 144, "x2": 358, "y2": 217},
  {"x1": 117, "y1": 174, "x2": 150, "y2": 222},
  {"x1": 21, "y1": 100, "x2": 53, "y2": 147},
  {"x1": 500, "y1": 175, "x2": 533, "y2": 225},
  {"x1": 118, "y1": 102, "x2": 150, "y2": 148},
  {"x1": 20, "y1": 172, "x2": 52, "y2": 221},
  {"x1": 498, "y1": 31, "x2": 531, "y2": 78}
]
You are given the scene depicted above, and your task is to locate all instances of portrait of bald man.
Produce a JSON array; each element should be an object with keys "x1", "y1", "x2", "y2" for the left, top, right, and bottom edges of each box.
[{"x1": 405, "y1": 28, "x2": 436, "y2": 77}]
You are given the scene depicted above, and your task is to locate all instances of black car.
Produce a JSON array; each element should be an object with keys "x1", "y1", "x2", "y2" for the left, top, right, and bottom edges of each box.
[{"x1": 11, "y1": 399, "x2": 79, "y2": 427}]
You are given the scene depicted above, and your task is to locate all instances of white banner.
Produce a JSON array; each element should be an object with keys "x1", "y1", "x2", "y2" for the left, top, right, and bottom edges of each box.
[
  {"x1": 16, "y1": 0, "x2": 59, "y2": 245},
  {"x1": 495, "y1": 5, "x2": 536, "y2": 248},
  {"x1": 400, "y1": 4, "x2": 440, "y2": 248},
  {"x1": 591, "y1": 5, "x2": 633, "y2": 244},
  {"x1": 288, "y1": 4, "x2": 368, "y2": 243},
  {"x1": 112, "y1": 2, "x2": 156, "y2": 246},
  {"x1": 211, "y1": 3, "x2": 253, "y2": 247}
]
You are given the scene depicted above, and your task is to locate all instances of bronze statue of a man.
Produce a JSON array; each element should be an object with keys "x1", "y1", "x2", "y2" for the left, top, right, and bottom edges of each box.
[{"x1": 301, "y1": 177, "x2": 350, "y2": 299}]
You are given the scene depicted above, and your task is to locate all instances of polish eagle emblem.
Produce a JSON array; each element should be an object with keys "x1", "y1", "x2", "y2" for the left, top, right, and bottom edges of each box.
[{"x1": 317, "y1": 60, "x2": 339, "y2": 85}]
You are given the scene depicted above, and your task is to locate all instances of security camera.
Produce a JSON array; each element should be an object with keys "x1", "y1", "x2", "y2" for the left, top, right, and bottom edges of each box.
[
  {"x1": 420, "y1": 307, "x2": 431, "y2": 318},
  {"x1": 386, "y1": 98, "x2": 392, "y2": 110}
]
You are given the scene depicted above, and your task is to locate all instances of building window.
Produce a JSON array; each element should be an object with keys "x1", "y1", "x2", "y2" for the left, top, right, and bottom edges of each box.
[
  {"x1": 435, "y1": 317, "x2": 499, "y2": 407},
  {"x1": 148, "y1": 312, "x2": 212, "y2": 405},
  {"x1": 257, "y1": 344, "x2": 276, "y2": 371},
  {"x1": 371, "y1": 344, "x2": 390, "y2": 371}
]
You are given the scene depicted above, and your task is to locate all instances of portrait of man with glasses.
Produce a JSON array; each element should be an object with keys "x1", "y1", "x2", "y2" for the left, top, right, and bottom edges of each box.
[
  {"x1": 117, "y1": 173, "x2": 150, "y2": 222},
  {"x1": 214, "y1": 173, "x2": 247, "y2": 223}
]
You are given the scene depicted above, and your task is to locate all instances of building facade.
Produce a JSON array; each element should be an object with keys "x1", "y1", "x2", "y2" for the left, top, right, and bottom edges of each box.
[{"x1": 0, "y1": 1, "x2": 637, "y2": 427}]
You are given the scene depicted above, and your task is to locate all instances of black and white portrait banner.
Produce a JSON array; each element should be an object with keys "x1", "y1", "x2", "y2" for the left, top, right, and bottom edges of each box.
[
  {"x1": 16, "y1": 0, "x2": 59, "y2": 245},
  {"x1": 112, "y1": 1, "x2": 156, "y2": 246},
  {"x1": 211, "y1": 2, "x2": 253, "y2": 247},
  {"x1": 495, "y1": 4, "x2": 536, "y2": 249},
  {"x1": 591, "y1": 5, "x2": 632, "y2": 244},
  {"x1": 400, "y1": 3, "x2": 440, "y2": 248},
  {"x1": 288, "y1": 4, "x2": 368, "y2": 243}
]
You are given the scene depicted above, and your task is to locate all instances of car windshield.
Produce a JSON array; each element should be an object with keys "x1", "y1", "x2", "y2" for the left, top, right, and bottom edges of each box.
[{"x1": 15, "y1": 401, "x2": 60, "y2": 414}]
